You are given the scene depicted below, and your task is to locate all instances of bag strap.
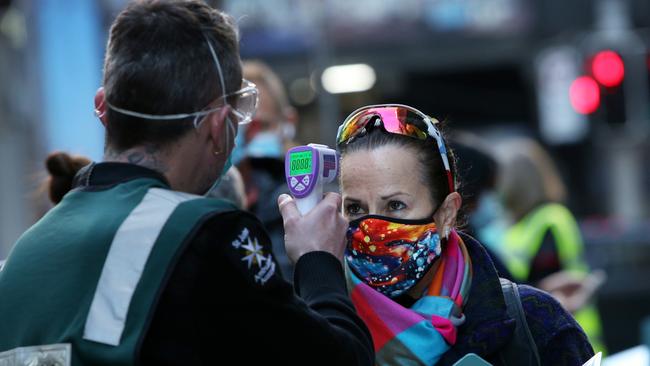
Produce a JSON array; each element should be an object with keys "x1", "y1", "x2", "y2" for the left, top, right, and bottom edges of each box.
[{"x1": 499, "y1": 278, "x2": 541, "y2": 366}]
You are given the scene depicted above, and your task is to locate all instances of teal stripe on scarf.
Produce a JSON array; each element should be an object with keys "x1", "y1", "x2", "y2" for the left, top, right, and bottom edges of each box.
[{"x1": 345, "y1": 230, "x2": 472, "y2": 366}]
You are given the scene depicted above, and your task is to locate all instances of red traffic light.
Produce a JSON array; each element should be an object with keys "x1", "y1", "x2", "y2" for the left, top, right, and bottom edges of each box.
[
  {"x1": 591, "y1": 50, "x2": 624, "y2": 88},
  {"x1": 570, "y1": 76, "x2": 600, "y2": 114}
]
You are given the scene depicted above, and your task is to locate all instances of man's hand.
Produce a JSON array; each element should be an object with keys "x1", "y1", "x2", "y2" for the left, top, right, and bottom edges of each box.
[{"x1": 278, "y1": 192, "x2": 348, "y2": 264}]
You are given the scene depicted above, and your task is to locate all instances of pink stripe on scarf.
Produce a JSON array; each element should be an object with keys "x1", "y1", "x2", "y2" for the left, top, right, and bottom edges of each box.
[
  {"x1": 355, "y1": 281, "x2": 425, "y2": 335},
  {"x1": 431, "y1": 314, "x2": 457, "y2": 344}
]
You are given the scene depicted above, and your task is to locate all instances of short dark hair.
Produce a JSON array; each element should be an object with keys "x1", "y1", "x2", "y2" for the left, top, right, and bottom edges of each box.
[
  {"x1": 338, "y1": 122, "x2": 458, "y2": 211},
  {"x1": 103, "y1": 0, "x2": 242, "y2": 152}
]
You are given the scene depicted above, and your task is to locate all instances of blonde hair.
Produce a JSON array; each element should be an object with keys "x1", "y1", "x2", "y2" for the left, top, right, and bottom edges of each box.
[
  {"x1": 498, "y1": 137, "x2": 566, "y2": 220},
  {"x1": 243, "y1": 60, "x2": 291, "y2": 117}
]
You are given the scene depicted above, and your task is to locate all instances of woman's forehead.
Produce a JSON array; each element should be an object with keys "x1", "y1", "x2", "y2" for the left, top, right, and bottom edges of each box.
[{"x1": 340, "y1": 146, "x2": 425, "y2": 197}]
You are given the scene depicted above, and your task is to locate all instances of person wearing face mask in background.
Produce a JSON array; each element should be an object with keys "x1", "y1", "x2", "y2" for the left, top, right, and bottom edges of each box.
[
  {"x1": 448, "y1": 132, "x2": 513, "y2": 281},
  {"x1": 333, "y1": 104, "x2": 594, "y2": 365},
  {"x1": 0, "y1": 2, "x2": 373, "y2": 365},
  {"x1": 235, "y1": 60, "x2": 299, "y2": 281}
]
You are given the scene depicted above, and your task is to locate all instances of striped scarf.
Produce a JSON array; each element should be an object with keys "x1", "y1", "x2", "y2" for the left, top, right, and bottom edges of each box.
[{"x1": 346, "y1": 229, "x2": 472, "y2": 365}]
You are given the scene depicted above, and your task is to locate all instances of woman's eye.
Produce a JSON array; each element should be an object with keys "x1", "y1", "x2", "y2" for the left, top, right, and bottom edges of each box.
[
  {"x1": 388, "y1": 201, "x2": 406, "y2": 211},
  {"x1": 346, "y1": 203, "x2": 364, "y2": 216}
]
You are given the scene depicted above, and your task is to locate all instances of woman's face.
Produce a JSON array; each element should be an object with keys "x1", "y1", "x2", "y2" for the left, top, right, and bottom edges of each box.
[{"x1": 340, "y1": 144, "x2": 436, "y2": 221}]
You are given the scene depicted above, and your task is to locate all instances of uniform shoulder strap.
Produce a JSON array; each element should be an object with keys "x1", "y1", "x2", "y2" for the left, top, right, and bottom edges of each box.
[{"x1": 499, "y1": 278, "x2": 541, "y2": 366}]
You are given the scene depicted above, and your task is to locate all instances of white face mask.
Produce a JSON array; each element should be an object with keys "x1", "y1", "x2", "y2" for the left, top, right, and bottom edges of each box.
[{"x1": 242, "y1": 121, "x2": 294, "y2": 160}]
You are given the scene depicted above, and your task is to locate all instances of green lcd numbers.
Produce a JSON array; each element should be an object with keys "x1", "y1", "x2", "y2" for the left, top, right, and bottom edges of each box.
[{"x1": 289, "y1": 151, "x2": 313, "y2": 176}]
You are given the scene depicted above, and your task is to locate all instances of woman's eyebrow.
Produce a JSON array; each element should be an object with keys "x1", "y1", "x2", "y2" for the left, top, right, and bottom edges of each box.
[
  {"x1": 380, "y1": 192, "x2": 411, "y2": 200},
  {"x1": 343, "y1": 196, "x2": 362, "y2": 203}
]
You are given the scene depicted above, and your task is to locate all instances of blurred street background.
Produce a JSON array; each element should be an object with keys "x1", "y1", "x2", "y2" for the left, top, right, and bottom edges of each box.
[{"x1": 1, "y1": 0, "x2": 649, "y2": 358}]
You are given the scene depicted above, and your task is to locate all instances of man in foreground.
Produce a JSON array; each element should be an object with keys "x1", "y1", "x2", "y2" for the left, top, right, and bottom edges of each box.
[{"x1": 0, "y1": 1, "x2": 373, "y2": 365}]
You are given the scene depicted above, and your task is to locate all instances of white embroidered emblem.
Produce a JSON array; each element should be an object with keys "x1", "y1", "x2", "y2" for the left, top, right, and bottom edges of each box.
[
  {"x1": 231, "y1": 227, "x2": 276, "y2": 284},
  {"x1": 241, "y1": 237, "x2": 265, "y2": 269},
  {"x1": 231, "y1": 227, "x2": 250, "y2": 249},
  {"x1": 255, "y1": 254, "x2": 276, "y2": 285}
]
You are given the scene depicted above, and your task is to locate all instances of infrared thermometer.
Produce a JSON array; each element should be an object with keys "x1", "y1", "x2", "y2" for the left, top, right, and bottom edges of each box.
[{"x1": 285, "y1": 144, "x2": 339, "y2": 214}]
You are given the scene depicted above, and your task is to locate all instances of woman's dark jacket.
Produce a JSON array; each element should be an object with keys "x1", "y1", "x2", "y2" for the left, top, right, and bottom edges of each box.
[{"x1": 437, "y1": 233, "x2": 594, "y2": 365}]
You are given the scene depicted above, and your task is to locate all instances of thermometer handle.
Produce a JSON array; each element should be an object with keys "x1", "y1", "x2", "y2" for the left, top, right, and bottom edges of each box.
[{"x1": 295, "y1": 186, "x2": 322, "y2": 215}]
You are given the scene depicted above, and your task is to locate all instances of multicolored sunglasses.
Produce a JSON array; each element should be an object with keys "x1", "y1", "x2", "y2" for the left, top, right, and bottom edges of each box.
[{"x1": 336, "y1": 104, "x2": 454, "y2": 193}]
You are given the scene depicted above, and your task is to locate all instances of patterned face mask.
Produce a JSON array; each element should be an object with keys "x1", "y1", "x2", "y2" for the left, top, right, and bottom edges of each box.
[{"x1": 345, "y1": 214, "x2": 442, "y2": 298}]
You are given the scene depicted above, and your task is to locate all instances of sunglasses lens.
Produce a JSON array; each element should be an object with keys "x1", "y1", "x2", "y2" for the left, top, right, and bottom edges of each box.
[
  {"x1": 376, "y1": 108, "x2": 429, "y2": 139},
  {"x1": 337, "y1": 106, "x2": 429, "y2": 144},
  {"x1": 337, "y1": 111, "x2": 369, "y2": 144}
]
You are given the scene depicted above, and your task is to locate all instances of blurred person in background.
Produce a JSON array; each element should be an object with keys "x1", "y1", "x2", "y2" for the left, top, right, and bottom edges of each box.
[
  {"x1": 205, "y1": 165, "x2": 247, "y2": 209},
  {"x1": 448, "y1": 131, "x2": 513, "y2": 280},
  {"x1": 43, "y1": 152, "x2": 91, "y2": 204},
  {"x1": 0, "y1": 151, "x2": 92, "y2": 272},
  {"x1": 0, "y1": 1, "x2": 373, "y2": 365},
  {"x1": 335, "y1": 104, "x2": 594, "y2": 365},
  {"x1": 496, "y1": 136, "x2": 606, "y2": 354},
  {"x1": 236, "y1": 60, "x2": 299, "y2": 281}
]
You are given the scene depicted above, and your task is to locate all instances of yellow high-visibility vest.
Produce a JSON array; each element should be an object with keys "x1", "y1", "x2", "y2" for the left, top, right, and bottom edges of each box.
[{"x1": 503, "y1": 203, "x2": 606, "y2": 354}]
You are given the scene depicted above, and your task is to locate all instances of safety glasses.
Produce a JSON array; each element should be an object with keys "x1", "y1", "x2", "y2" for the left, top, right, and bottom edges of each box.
[
  {"x1": 194, "y1": 78, "x2": 259, "y2": 127},
  {"x1": 104, "y1": 34, "x2": 259, "y2": 127},
  {"x1": 227, "y1": 79, "x2": 258, "y2": 125},
  {"x1": 105, "y1": 78, "x2": 258, "y2": 128},
  {"x1": 336, "y1": 104, "x2": 454, "y2": 193}
]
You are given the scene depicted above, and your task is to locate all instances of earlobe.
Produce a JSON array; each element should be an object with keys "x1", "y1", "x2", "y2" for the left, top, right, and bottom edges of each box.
[
  {"x1": 94, "y1": 87, "x2": 108, "y2": 127},
  {"x1": 208, "y1": 106, "x2": 233, "y2": 152},
  {"x1": 436, "y1": 192, "x2": 462, "y2": 236}
]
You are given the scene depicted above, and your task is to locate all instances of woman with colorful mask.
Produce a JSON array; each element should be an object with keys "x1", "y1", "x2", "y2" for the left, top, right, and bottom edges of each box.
[{"x1": 336, "y1": 104, "x2": 594, "y2": 365}]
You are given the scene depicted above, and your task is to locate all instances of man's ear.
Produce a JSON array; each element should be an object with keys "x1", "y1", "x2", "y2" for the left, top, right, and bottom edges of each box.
[
  {"x1": 434, "y1": 191, "x2": 462, "y2": 237},
  {"x1": 208, "y1": 106, "x2": 233, "y2": 147},
  {"x1": 94, "y1": 87, "x2": 108, "y2": 127}
]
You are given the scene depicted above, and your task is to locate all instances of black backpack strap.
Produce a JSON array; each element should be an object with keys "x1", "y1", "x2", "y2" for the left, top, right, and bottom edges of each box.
[{"x1": 499, "y1": 278, "x2": 541, "y2": 366}]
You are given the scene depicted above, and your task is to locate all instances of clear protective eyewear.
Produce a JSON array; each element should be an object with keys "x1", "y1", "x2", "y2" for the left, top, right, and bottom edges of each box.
[
  {"x1": 104, "y1": 34, "x2": 258, "y2": 127},
  {"x1": 226, "y1": 79, "x2": 258, "y2": 125}
]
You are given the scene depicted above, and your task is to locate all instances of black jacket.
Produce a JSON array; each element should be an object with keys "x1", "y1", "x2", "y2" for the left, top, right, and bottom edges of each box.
[
  {"x1": 437, "y1": 233, "x2": 594, "y2": 365},
  {"x1": 73, "y1": 163, "x2": 374, "y2": 366}
]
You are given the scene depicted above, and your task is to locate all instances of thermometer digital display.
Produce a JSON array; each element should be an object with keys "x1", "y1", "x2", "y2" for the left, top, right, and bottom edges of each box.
[
  {"x1": 289, "y1": 151, "x2": 313, "y2": 176},
  {"x1": 285, "y1": 144, "x2": 339, "y2": 214}
]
